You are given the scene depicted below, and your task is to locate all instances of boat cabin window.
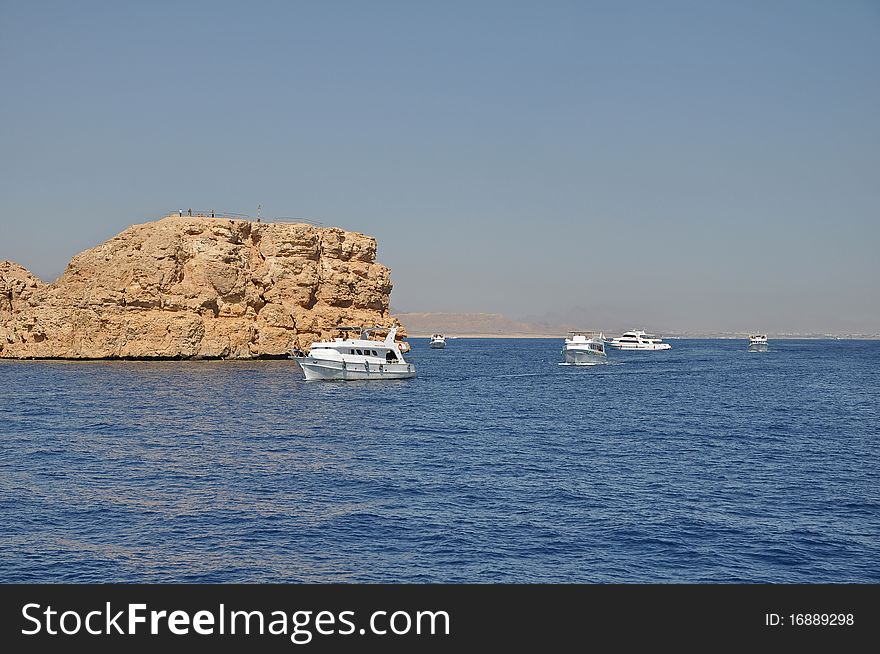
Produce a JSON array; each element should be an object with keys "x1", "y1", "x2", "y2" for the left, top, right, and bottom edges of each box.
[
  {"x1": 350, "y1": 349, "x2": 355, "y2": 354},
  {"x1": 356, "y1": 349, "x2": 362, "y2": 355}
]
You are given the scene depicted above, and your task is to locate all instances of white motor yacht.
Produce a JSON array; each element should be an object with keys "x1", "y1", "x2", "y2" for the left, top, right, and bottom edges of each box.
[
  {"x1": 748, "y1": 334, "x2": 769, "y2": 351},
  {"x1": 605, "y1": 330, "x2": 671, "y2": 351},
  {"x1": 430, "y1": 333, "x2": 447, "y2": 349},
  {"x1": 292, "y1": 326, "x2": 415, "y2": 380},
  {"x1": 561, "y1": 331, "x2": 607, "y2": 365}
]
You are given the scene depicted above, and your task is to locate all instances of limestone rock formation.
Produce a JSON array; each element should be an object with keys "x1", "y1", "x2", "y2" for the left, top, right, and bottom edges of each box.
[{"x1": 0, "y1": 215, "x2": 403, "y2": 359}]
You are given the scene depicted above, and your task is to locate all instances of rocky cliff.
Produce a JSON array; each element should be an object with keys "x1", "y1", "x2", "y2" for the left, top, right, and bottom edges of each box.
[{"x1": 0, "y1": 215, "x2": 401, "y2": 359}]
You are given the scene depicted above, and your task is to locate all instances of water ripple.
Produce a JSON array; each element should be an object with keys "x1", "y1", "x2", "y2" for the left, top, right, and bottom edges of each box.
[{"x1": 0, "y1": 339, "x2": 878, "y2": 582}]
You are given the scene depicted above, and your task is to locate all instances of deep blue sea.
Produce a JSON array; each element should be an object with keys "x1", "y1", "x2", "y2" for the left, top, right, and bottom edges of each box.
[{"x1": 1, "y1": 339, "x2": 878, "y2": 583}]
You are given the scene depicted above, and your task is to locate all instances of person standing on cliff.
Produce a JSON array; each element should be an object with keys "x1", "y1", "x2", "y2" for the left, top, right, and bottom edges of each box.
[{"x1": 188, "y1": 208, "x2": 192, "y2": 216}]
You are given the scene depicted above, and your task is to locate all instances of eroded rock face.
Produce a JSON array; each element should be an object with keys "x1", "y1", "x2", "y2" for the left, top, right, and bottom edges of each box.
[{"x1": 0, "y1": 215, "x2": 401, "y2": 358}]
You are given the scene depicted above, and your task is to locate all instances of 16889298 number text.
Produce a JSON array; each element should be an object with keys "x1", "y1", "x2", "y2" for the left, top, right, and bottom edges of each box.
[{"x1": 765, "y1": 613, "x2": 854, "y2": 627}]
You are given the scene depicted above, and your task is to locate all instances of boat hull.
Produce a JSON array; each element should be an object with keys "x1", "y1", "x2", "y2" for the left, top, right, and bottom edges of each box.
[
  {"x1": 430, "y1": 341, "x2": 446, "y2": 349},
  {"x1": 562, "y1": 348, "x2": 606, "y2": 365},
  {"x1": 296, "y1": 357, "x2": 416, "y2": 381},
  {"x1": 606, "y1": 343, "x2": 671, "y2": 351}
]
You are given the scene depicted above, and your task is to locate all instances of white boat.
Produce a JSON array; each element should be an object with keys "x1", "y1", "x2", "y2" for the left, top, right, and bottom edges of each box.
[
  {"x1": 430, "y1": 333, "x2": 446, "y2": 349},
  {"x1": 605, "y1": 330, "x2": 671, "y2": 351},
  {"x1": 748, "y1": 334, "x2": 768, "y2": 351},
  {"x1": 292, "y1": 326, "x2": 415, "y2": 380},
  {"x1": 561, "y1": 331, "x2": 607, "y2": 365}
]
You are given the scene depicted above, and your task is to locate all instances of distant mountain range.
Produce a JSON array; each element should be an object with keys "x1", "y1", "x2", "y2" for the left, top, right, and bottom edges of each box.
[
  {"x1": 394, "y1": 312, "x2": 559, "y2": 337},
  {"x1": 394, "y1": 312, "x2": 880, "y2": 339}
]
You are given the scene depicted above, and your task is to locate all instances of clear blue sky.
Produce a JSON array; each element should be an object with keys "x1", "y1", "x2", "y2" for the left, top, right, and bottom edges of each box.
[{"x1": 1, "y1": 1, "x2": 878, "y2": 333}]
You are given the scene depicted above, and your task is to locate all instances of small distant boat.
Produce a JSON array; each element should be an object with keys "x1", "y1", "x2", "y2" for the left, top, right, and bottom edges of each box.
[
  {"x1": 748, "y1": 334, "x2": 769, "y2": 351},
  {"x1": 292, "y1": 326, "x2": 415, "y2": 380},
  {"x1": 430, "y1": 333, "x2": 446, "y2": 349},
  {"x1": 606, "y1": 330, "x2": 671, "y2": 351},
  {"x1": 562, "y1": 331, "x2": 607, "y2": 365}
]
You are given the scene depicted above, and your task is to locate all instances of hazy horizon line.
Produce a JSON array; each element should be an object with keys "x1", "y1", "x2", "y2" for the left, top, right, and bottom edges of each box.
[{"x1": 392, "y1": 310, "x2": 880, "y2": 337}]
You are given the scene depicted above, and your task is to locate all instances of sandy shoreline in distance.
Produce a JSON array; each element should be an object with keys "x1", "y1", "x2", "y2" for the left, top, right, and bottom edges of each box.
[
  {"x1": 405, "y1": 334, "x2": 878, "y2": 339},
  {"x1": 407, "y1": 333, "x2": 560, "y2": 338}
]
